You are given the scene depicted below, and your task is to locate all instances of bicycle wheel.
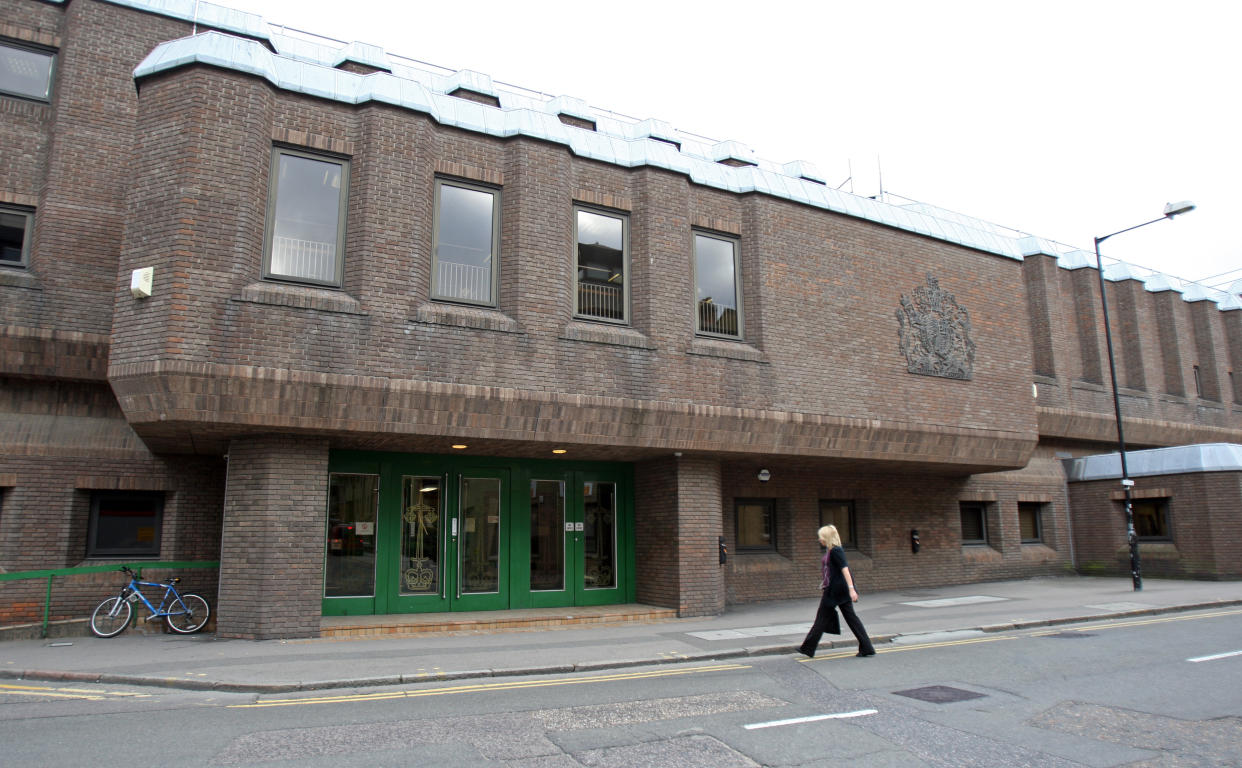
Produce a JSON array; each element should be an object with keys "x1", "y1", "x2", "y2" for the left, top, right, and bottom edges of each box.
[
  {"x1": 165, "y1": 593, "x2": 210, "y2": 634},
  {"x1": 90, "y1": 596, "x2": 132, "y2": 638}
]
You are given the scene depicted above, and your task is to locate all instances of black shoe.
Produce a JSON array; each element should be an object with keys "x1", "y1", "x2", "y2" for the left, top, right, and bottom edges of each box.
[
  {"x1": 798, "y1": 646, "x2": 815, "y2": 658},
  {"x1": 856, "y1": 650, "x2": 876, "y2": 657}
]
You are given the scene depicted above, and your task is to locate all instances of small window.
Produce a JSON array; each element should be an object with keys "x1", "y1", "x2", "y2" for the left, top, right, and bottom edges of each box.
[
  {"x1": 1018, "y1": 502, "x2": 1044, "y2": 543},
  {"x1": 432, "y1": 179, "x2": 499, "y2": 306},
  {"x1": 694, "y1": 232, "x2": 741, "y2": 338},
  {"x1": 819, "y1": 499, "x2": 857, "y2": 549},
  {"x1": 1, "y1": 206, "x2": 33, "y2": 266},
  {"x1": 1132, "y1": 498, "x2": 1171, "y2": 540},
  {"x1": 264, "y1": 147, "x2": 349, "y2": 286},
  {"x1": 735, "y1": 498, "x2": 776, "y2": 552},
  {"x1": 959, "y1": 502, "x2": 989, "y2": 545},
  {"x1": 87, "y1": 492, "x2": 164, "y2": 558},
  {"x1": 1, "y1": 40, "x2": 55, "y2": 102},
  {"x1": 575, "y1": 207, "x2": 628, "y2": 322}
]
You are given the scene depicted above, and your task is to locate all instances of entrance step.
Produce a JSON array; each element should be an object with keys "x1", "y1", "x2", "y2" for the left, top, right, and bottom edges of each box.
[{"x1": 319, "y1": 604, "x2": 677, "y2": 639}]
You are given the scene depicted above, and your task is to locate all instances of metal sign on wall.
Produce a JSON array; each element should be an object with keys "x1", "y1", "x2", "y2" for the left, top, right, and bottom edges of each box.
[{"x1": 896, "y1": 274, "x2": 976, "y2": 381}]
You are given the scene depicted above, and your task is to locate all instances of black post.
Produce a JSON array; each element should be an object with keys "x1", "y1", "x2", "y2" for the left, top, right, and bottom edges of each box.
[{"x1": 1094, "y1": 235, "x2": 1141, "y2": 591}]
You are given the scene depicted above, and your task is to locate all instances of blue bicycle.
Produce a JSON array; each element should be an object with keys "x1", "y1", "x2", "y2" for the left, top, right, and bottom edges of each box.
[{"x1": 89, "y1": 566, "x2": 210, "y2": 637}]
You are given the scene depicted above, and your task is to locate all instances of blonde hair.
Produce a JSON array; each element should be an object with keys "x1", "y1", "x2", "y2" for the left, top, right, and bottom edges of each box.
[{"x1": 818, "y1": 525, "x2": 841, "y2": 548}]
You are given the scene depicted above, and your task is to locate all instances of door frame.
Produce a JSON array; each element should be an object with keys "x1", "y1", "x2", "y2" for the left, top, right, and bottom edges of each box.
[{"x1": 323, "y1": 451, "x2": 635, "y2": 616}]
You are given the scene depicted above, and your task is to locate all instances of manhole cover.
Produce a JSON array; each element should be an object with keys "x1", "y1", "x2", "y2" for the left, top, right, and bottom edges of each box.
[
  {"x1": 893, "y1": 685, "x2": 986, "y2": 704},
  {"x1": 1044, "y1": 631, "x2": 1095, "y2": 639}
]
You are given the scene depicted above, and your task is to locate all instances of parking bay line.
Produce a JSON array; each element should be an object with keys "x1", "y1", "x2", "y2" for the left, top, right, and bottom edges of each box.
[{"x1": 744, "y1": 709, "x2": 878, "y2": 729}]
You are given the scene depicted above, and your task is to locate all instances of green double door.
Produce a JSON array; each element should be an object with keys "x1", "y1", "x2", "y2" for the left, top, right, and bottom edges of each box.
[{"x1": 323, "y1": 452, "x2": 634, "y2": 616}]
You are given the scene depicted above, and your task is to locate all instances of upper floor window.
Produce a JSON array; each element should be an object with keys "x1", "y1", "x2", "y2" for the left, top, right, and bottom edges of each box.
[
  {"x1": 432, "y1": 179, "x2": 499, "y2": 306},
  {"x1": 575, "y1": 207, "x2": 628, "y2": 323},
  {"x1": 694, "y1": 232, "x2": 741, "y2": 338},
  {"x1": 1, "y1": 206, "x2": 33, "y2": 267},
  {"x1": 819, "y1": 499, "x2": 857, "y2": 549},
  {"x1": 264, "y1": 147, "x2": 349, "y2": 287},
  {"x1": 0, "y1": 40, "x2": 55, "y2": 102},
  {"x1": 87, "y1": 492, "x2": 164, "y2": 558}
]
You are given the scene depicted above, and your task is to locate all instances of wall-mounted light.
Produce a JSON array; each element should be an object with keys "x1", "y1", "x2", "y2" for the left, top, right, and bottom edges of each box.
[
  {"x1": 451, "y1": 444, "x2": 467, "y2": 450},
  {"x1": 130, "y1": 267, "x2": 153, "y2": 299},
  {"x1": 552, "y1": 449, "x2": 567, "y2": 454},
  {"x1": 758, "y1": 469, "x2": 771, "y2": 482}
]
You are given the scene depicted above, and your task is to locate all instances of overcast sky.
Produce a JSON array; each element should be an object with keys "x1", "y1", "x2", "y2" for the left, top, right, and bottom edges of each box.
[{"x1": 220, "y1": 0, "x2": 1241, "y2": 290}]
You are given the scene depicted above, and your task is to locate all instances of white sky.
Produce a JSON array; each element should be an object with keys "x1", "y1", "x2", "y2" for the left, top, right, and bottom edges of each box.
[{"x1": 219, "y1": 0, "x2": 1241, "y2": 289}]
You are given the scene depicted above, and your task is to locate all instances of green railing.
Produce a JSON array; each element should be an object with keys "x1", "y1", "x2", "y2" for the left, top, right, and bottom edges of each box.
[{"x1": 0, "y1": 561, "x2": 219, "y2": 638}]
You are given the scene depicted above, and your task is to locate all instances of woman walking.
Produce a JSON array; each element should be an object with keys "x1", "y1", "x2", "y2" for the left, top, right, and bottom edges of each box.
[{"x1": 799, "y1": 524, "x2": 876, "y2": 658}]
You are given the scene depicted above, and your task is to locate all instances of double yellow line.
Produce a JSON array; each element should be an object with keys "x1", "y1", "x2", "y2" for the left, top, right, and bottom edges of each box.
[
  {"x1": 230, "y1": 662, "x2": 749, "y2": 709},
  {"x1": 0, "y1": 682, "x2": 150, "y2": 701}
]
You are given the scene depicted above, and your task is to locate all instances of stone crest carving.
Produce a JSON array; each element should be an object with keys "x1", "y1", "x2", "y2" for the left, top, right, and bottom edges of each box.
[{"x1": 896, "y1": 275, "x2": 975, "y2": 380}]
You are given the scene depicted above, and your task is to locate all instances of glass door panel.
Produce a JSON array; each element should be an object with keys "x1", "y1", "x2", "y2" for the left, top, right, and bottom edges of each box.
[
  {"x1": 530, "y1": 480, "x2": 566, "y2": 592},
  {"x1": 400, "y1": 476, "x2": 442, "y2": 596},
  {"x1": 324, "y1": 473, "x2": 378, "y2": 599},
  {"x1": 582, "y1": 481, "x2": 617, "y2": 590},
  {"x1": 460, "y1": 476, "x2": 501, "y2": 595}
]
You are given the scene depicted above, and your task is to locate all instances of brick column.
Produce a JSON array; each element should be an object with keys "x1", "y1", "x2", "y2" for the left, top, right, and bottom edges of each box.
[
  {"x1": 635, "y1": 456, "x2": 725, "y2": 617},
  {"x1": 216, "y1": 435, "x2": 329, "y2": 639}
]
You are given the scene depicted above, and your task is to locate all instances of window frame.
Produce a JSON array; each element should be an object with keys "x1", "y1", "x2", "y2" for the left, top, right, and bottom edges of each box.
[
  {"x1": 959, "y1": 501, "x2": 989, "y2": 546},
  {"x1": 573, "y1": 205, "x2": 630, "y2": 324},
  {"x1": 431, "y1": 177, "x2": 501, "y2": 307},
  {"x1": 693, "y1": 230, "x2": 743, "y2": 339},
  {"x1": 0, "y1": 38, "x2": 56, "y2": 103},
  {"x1": 735, "y1": 497, "x2": 777, "y2": 553},
  {"x1": 263, "y1": 146, "x2": 350, "y2": 288},
  {"x1": 0, "y1": 205, "x2": 34, "y2": 267},
  {"x1": 819, "y1": 499, "x2": 857, "y2": 550},
  {"x1": 86, "y1": 491, "x2": 165, "y2": 559},
  {"x1": 1131, "y1": 498, "x2": 1172, "y2": 541},
  {"x1": 1017, "y1": 501, "x2": 1044, "y2": 543}
]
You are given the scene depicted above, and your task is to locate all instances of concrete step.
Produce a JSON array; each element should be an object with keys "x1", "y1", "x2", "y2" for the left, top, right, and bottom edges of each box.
[{"x1": 319, "y1": 604, "x2": 678, "y2": 639}]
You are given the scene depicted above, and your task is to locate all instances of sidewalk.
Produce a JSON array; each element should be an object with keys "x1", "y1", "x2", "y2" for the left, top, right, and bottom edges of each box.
[{"x1": 2, "y1": 576, "x2": 1239, "y2": 694}]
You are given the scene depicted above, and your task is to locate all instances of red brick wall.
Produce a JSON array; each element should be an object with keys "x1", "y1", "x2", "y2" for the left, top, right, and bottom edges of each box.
[{"x1": 1068, "y1": 470, "x2": 1242, "y2": 578}]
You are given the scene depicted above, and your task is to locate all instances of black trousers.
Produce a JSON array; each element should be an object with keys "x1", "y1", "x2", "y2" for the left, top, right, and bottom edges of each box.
[{"x1": 800, "y1": 589, "x2": 875, "y2": 657}]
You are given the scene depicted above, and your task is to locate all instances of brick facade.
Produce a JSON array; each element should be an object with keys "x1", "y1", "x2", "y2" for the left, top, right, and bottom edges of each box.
[{"x1": 2, "y1": 0, "x2": 1240, "y2": 636}]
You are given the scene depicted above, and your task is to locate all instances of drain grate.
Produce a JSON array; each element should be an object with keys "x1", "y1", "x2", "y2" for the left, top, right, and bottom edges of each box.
[
  {"x1": 1044, "y1": 631, "x2": 1095, "y2": 639},
  {"x1": 893, "y1": 685, "x2": 986, "y2": 704}
]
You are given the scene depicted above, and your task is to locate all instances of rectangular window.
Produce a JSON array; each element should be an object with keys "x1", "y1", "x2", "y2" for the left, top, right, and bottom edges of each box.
[
  {"x1": 432, "y1": 179, "x2": 499, "y2": 306},
  {"x1": 1132, "y1": 498, "x2": 1171, "y2": 540},
  {"x1": 694, "y1": 232, "x2": 741, "y2": 337},
  {"x1": 1018, "y1": 502, "x2": 1044, "y2": 543},
  {"x1": 1, "y1": 40, "x2": 55, "y2": 102},
  {"x1": 1, "y1": 206, "x2": 33, "y2": 266},
  {"x1": 575, "y1": 207, "x2": 628, "y2": 322},
  {"x1": 959, "y1": 501, "x2": 988, "y2": 545},
  {"x1": 87, "y1": 492, "x2": 164, "y2": 558},
  {"x1": 819, "y1": 499, "x2": 857, "y2": 549},
  {"x1": 264, "y1": 147, "x2": 348, "y2": 286},
  {"x1": 736, "y1": 498, "x2": 775, "y2": 552}
]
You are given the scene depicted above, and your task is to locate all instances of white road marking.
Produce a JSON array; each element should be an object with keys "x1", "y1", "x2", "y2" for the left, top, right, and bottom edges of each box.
[
  {"x1": 744, "y1": 709, "x2": 878, "y2": 729},
  {"x1": 1187, "y1": 650, "x2": 1242, "y2": 663},
  {"x1": 900, "y1": 595, "x2": 1008, "y2": 608}
]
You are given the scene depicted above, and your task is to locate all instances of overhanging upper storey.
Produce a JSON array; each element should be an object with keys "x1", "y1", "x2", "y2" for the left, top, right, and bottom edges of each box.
[{"x1": 131, "y1": 30, "x2": 1026, "y2": 262}]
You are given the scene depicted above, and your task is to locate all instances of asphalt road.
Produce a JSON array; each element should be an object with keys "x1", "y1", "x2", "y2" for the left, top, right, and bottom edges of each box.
[{"x1": 3, "y1": 607, "x2": 1240, "y2": 766}]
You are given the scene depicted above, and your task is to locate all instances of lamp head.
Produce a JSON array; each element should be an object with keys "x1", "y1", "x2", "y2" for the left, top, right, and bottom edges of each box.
[{"x1": 1163, "y1": 200, "x2": 1195, "y2": 218}]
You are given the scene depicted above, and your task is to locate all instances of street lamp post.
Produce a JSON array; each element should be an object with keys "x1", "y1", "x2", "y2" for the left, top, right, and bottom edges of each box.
[{"x1": 1093, "y1": 201, "x2": 1195, "y2": 591}]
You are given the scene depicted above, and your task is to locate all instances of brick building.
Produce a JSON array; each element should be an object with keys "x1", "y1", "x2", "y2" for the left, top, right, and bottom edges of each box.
[{"x1": 2, "y1": 0, "x2": 1239, "y2": 639}]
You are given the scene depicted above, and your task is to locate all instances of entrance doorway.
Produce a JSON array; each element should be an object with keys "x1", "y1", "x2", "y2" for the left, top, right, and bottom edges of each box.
[{"x1": 322, "y1": 453, "x2": 634, "y2": 616}]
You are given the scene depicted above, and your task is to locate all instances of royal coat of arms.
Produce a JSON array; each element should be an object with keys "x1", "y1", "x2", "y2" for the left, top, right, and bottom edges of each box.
[{"x1": 896, "y1": 275, "x2": 975, "y2": 380}]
